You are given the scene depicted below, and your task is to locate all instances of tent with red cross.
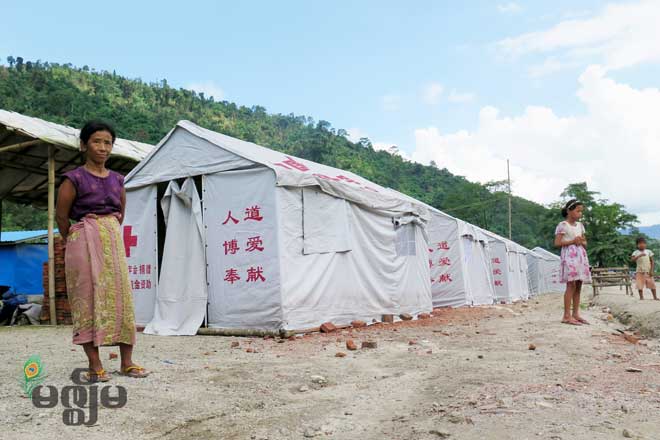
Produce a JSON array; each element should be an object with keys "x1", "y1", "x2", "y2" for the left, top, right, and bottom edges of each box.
[{"x1": 122, "y1": 120, "x2": 433, "y2": 335}]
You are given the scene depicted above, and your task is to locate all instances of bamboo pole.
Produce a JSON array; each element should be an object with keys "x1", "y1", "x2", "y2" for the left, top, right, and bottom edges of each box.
[
  {"x1": 196, "y1": 323, "x2": 356, "y2": 338},
  {"x1": 197, "y1": 328, "x2": 296, "y2": 338},
  {"x1": 0, "y1": 139, "x2": 40, "y2": 154},
  {"x1": 47, "y1": 144, "x2": 57, "y2": 325}
]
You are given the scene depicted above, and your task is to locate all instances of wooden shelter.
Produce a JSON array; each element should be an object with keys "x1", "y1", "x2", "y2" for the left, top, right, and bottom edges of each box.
[{"x1": 0, "y1": 109, "x2": 153, "y2": 324}]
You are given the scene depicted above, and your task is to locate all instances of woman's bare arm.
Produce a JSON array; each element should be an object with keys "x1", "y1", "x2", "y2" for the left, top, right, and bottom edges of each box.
[
  {"x1": 119, "y1": 187, "x2": 126, "y2": 224},
  {"x1": 56, "y1": 179, "x2": 76, "y2": 240}
]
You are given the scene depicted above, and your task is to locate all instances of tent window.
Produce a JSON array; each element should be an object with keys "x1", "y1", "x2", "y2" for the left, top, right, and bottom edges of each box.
[
  {"x1": 302, "y1": 188, "x2": 352, "y2": 255},
  {"x1": 395, "y1": 223, "x2": 416, "y2": 256}
]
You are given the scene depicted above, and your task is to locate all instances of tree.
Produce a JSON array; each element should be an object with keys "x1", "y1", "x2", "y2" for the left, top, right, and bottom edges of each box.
[{"x1": 6, "y1": 56, "x2": 15, "y2": 68}]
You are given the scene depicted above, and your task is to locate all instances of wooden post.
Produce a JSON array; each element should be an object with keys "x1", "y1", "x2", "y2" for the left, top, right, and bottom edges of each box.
[
  {"x1": 48, "y1": 144, "x2": 57, "y2": 325},
  {"x1": 507, "y1": 159, "x2": 512, "y2": 240}
]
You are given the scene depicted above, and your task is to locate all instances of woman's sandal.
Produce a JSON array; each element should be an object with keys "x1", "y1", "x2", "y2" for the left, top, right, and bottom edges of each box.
[
  {"x1": 85, "y1": 368, "x2": 112, "y2": 383},
  {"x1": 119, "y1": 365, "x2": 150, "y2": 378}
]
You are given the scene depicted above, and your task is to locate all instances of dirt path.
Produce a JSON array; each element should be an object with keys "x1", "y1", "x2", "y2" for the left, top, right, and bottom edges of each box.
[
  {"x1": 2, "y1": 292, "x2": 660, "y2": 440},
  {"x1": 593, "y1": 286, "x2": 660, "y2": 338}
]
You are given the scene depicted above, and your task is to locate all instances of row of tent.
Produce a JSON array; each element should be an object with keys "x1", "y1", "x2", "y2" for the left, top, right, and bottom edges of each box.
[{"x1": 121, "y1": 120, "x2": 564, "y2": 336}]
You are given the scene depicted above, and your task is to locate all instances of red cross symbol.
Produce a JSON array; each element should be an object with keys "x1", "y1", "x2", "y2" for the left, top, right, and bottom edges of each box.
[{"x1": 123, "y1": 225, "x2": 138, "y2": 257}]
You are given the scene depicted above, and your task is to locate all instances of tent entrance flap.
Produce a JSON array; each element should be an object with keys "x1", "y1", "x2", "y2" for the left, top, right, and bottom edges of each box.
[{"x1": 144, "y1": 178, "x2": 207, "y2": 336}]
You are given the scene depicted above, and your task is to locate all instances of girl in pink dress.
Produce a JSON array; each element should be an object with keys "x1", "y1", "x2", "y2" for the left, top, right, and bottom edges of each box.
[{"x1": 554, "y1": 199, "x2": 591, "y2": 325}]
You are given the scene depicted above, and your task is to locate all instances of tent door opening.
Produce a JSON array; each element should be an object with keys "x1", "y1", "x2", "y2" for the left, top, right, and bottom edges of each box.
[{"x1": 143, "y1": 176, "x2": 207, "y2": 336}]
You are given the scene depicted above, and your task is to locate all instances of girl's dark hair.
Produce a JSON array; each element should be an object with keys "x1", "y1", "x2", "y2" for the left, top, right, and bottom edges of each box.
[
  {"x1": 80, "y1": 120, "x2": 116, "y2": 144},
  {"x1": 561, "y1": 199, "x2": 583, "y2": 218},
  {"x1": 636, "y1": 236, "x2": 647, "y2": 245}
]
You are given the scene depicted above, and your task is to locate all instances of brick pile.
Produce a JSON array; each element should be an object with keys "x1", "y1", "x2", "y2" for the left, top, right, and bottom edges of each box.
[{"x1": 40, "y1": 237, "x2": 72, "y2": 325}]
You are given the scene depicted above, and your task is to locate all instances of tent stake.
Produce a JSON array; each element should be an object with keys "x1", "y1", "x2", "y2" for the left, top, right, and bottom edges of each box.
[{"x1": 47, "y1": 144, "x2": 57, "y2": 325}]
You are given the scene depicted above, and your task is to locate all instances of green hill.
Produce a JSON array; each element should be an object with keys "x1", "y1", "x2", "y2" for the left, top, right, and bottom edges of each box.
[{"x1": 0, "y1": 57, "x2": 553, "y2": 248}]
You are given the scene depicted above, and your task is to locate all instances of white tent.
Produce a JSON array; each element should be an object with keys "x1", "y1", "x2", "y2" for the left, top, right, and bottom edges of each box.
[
  {"x1": 122, "y1": 120, "x2": 432, "y2": 335},
  {"x1": 529, "y1": 247, "x2": 564, "y2": 294},
  {"x1": 383, "y1": 190, "x2": 496, "y2": 308},
  {"x1": 483, "y1": 230, "x2": 531, "y2": 303},
  {"x1": 427, "y1": 210, "x2": 496, "y2": 307}
]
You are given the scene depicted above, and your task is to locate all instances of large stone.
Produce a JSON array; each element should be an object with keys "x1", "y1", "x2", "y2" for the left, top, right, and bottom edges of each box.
[
  {"x1": 361, "y1": 341, "x2": 378, "y2": 349},
  {"x1": 399, "y1": 313, "x2": 413, "y2": 321}
]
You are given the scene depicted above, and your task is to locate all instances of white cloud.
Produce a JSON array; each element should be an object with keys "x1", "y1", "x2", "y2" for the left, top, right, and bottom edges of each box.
[
  {"x1": 346, "y1": 127, "x2": 367, "y2": 143},
  {"x1": 447, "y1": 90, "x2": 476, "y2": 103},
  {"x1": 373, "y1": 141, "x2": 411, "y2": 160},
  {"x1": 498, "y1": 0, "x2": 660, "y2": 72},
  {"x1": 186, "y1": 81, "x2": 225, "y2": 100},
  {"x1": 498, "y1": 2, "x2": 522, "y2": 14},
  {"x1": 411, "y1": 65, "x2": 660, "y2": 223},
  {"x1": 381, "y1": 94, "x2": 401, "y2": 111},
  {"x1": 422, "y1": 83, "x2": 444, "y2": 105},
  {"x1": 528, "y1": 57, "x2": 564, "y2": 77},
  {"x1": 345, "y1": 129, "x2": 409, "y2": 159}
]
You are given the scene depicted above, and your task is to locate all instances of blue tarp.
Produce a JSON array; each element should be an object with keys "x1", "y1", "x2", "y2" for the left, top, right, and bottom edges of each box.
[
  {"x1": 0, "y1": 244, "x2": 48, "y2": 295},
  {"x1": 0, "y1": 230, "x2": 50, "y2": 243}
]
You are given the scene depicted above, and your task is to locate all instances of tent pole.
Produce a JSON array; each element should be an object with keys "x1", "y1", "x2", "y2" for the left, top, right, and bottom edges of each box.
[
  {"x1": 48, "y1": 144, "x2": 57, "y2": 325},
  {"x1": 0, "y1": 198, "x2": 3, "y2": 242}
]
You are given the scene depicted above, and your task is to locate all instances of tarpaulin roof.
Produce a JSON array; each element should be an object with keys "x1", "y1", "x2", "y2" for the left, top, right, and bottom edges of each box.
[
  {"x1": 532, "y1": 246, "x2": 561, "y2": 261},
  {"x1": 481, "y1": 228, "x2": 530, "y2": 254},
  {"x1": 0, "y1": 109, "x2": 154, "y2": 206},
  {"x1": 125, "y1": 120, "x2": 429, "y2": 219}
]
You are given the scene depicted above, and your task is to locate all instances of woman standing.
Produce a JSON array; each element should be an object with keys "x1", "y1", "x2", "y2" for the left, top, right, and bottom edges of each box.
[
  {"x1": 554, "y1": 199, "x2": 592, "y2": 326},
  {"x1": 56, "y1": 121, "x2": 149, "y2": 381}
]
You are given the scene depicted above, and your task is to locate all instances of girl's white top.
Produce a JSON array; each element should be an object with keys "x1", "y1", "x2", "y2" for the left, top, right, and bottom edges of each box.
[{"x1": 556, "y1": 221, "x2": 585, "y2": 243}]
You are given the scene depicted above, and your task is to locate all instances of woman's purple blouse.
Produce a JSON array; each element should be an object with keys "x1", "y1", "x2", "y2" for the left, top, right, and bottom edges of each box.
[{"x1": 62, "y1": 167, "x2": 124, "y2": 221}]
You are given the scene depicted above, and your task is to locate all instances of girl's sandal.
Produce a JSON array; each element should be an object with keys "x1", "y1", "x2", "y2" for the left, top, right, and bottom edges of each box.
[
  {"x1": 575, "y1": 318, "x2": 590, "y2": 325},
  {"x1": 119, "y1": 365, "x2": 150, "y2": 378},
  {"x1": 85, "y1": 368, "x2": 112, "y2": 383},
  {"x1": 561, "y1": 319, "x2": 582, "y2": 326}
]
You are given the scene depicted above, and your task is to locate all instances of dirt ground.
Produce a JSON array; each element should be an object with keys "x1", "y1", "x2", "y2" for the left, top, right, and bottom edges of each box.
[
  {"x1": 2, "y1": 289, "x2": 660, "y2": 440},
  {"x1": 593, "y1": 286, "x2": 660, "y2": 338}
]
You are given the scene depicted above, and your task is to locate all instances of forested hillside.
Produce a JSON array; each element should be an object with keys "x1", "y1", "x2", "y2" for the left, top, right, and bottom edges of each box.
[{"x1": 0, "y1": 57, "x2": 574, "y2": 249}]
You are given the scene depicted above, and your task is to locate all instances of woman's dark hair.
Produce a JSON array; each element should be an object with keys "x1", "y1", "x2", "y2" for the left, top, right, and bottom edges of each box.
[
  {"x1": 80, "y1": 120, "x2": 116, "y2": 144},
  {"x1": 561, "y1": 199, "x2": 583, "y2": 218},
  {"x1": 636, "y1": 236, "x2": 647, "y2": 245}
]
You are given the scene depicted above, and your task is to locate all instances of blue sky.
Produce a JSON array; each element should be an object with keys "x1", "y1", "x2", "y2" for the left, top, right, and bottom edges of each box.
[{"x1": 3, "y1": 1, "x2": 660, "y2": 223}]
